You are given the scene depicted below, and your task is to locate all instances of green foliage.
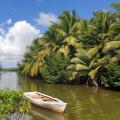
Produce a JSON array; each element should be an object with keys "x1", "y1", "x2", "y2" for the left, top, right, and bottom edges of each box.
[
  {"x1": 40, "y1": 52, "x2": 70, "y2": 83},
  {"x1": 101, "y1": 62, "x2": 120, "y2": 89},
  {"x1": 0, "y1": 63, "x2": 2, "y2": 71},
  {"x1": 111, "y1": 2, "x2": 120, "y2": 12},
  {"x1": 0, "y1": 68, "x2": 18, "y2": 71},
  {"x1": 20, "y1": 2, "x2": 120, "y2": 89},
  {"x1": 0, "y1": 89, "x2": 29, "y2": 118}
]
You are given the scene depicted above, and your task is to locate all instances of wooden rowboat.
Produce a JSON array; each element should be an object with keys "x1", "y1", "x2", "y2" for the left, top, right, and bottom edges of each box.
[{"x1": 23, "y1": 92, "x2": 67, "y2": 113}]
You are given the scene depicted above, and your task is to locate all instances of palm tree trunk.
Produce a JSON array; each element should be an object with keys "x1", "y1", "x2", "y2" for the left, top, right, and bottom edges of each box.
[{"x1": 92, "y1": 79, "x2": 98, "y2": 88}]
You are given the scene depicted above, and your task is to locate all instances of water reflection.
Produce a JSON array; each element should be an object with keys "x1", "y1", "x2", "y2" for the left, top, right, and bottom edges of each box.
[
  {"x1": 0, "y1": 72, "x2": 19, "y2": 89},
  {"x1": 19, "y1": 77, "x2": 120, "y2": 120},
  {"x1": 30, "y1": 105, "x2": 65, "y2": 120},
  {"x1": 7, "y1": 112, "x2": 32, "y2": 120},
  {"x1": 1, "y1": 72, "x2": 120, "y2": 120}
]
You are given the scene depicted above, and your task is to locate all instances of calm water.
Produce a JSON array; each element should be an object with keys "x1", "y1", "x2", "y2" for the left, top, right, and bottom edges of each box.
[{"x1": 0, "y1": 72, "x2": 120, "y2": 120}]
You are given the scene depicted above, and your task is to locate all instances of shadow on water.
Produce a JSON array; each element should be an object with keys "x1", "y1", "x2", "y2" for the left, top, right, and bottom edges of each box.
[{"x1": 1, "y1": 72, "x2": 120, "y2": 120}]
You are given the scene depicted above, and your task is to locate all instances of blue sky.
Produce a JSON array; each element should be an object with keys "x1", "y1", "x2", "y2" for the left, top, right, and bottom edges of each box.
[
  {"x1": 0, "y1": 0, "x2": 119, "y2": 31},
  {"x1": 0, "y1": 0, "x2": 119, "y2": 68}
]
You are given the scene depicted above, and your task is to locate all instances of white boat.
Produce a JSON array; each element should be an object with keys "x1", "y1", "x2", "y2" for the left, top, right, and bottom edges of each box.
[{"x1": 23, "y1": 92, "x2": 67, "y2": 113}]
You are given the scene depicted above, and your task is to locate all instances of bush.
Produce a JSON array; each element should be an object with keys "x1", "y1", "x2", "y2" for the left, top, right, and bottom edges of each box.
[
  {"x1": 40, "y1": 52, "x2": 70, "y2": 83},
  {"x1": 101, "y1": 62, "x2": 120, "y2": 90},
  {"x1": 0, "y1": 89, "x2": 29, "y2": 119}
]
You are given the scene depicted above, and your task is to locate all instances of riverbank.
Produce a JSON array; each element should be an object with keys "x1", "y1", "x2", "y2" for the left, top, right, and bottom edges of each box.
[{"x1": 0, "y1": 88, "x2": 29, "y2": 119}]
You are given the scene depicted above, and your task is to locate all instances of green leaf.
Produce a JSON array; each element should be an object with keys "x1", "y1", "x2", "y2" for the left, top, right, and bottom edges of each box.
[
  {"x1": 75, "y1": 64, "x2": 88, "y2": 71},
  {"x1": 103, "y1": 41, "x2": 120, "y2": 52},
  {"x1": 88, "y1": 66, "x2": 101, "y2": 80},
  {"x1": 86, "y1": 44, "x2": 102, "y2": 59}
]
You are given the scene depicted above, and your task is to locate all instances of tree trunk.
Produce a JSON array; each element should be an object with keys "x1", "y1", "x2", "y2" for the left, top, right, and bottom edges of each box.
[{"x1": 92, "y1": 79, "x2": 98, "y2": 88}]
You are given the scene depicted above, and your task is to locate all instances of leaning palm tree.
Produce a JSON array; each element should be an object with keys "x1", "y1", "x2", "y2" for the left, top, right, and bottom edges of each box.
[{"x1": 21, "y1": 38, "x2": 48, "y2": 77}]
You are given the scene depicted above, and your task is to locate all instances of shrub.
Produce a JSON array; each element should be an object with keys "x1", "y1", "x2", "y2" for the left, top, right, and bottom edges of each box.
[
  {"x1": 101, "y1": 62, "x2": 120, "y2": 90},
  {"x1": 40, "y1": 52, "x2": 70, "y2": 83},
  {"x1": 0, "y1": 89, "x2": 29, "y2": 119}
]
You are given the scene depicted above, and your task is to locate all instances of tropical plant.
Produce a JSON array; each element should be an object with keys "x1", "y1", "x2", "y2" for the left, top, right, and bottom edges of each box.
[
  {"x1": 20, "y1": 2, "x2": 120, "y2": 89},
  {"x1": 68, "y1": 39, "x2": 120, "y2": 87},
  {"x1": 101, "y1": 62, "x2": 120, "y2": 89},
  {"x1": 21, "y1": 38, "x2": 48, "y2": 77},
  {"x1": 40, "y1": 52, "x2": 70, "y2": 83},
  {"x1": 0, "y1": 89, "x2": 30, "y2": 119}
]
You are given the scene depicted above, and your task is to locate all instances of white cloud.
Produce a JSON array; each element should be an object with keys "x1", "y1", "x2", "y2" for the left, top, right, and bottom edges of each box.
[
  {"x1": 0, "y1": 28, "x2": 6, "y2": 36},
  {"x1": 36, "y1": 12, "x2": 58, "y2": 26},
  {"x1": 0, "y1": 20, "x2": 40, "y2": 57},
  {"x1": 6, "y1": 18, "x2": 12, "y2": 25}
]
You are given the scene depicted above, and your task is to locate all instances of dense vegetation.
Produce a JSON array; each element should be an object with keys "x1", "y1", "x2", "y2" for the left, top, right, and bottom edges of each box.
[
  {"x1": 20, "y1": 3, "x2": 120, "y2": 89},
  {"x1": 0, "y1": 89, "x2": 29, "y2": 119},
  {"x1": 101, "y1": 62, "x2": 120, "y2": 90}
]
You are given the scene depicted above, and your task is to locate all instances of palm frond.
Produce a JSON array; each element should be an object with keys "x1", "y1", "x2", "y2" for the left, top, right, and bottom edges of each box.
[
  {"x1": 86, "y1": 44, "x2": 102, "y2": 59},
  {"x1": 71, "y1": 57, "x2": 86, "y2": 65},
  {"x1": 58, "y1": 45, "x2": 69, "y2": 57},
  {"x1": 103, "y1": 41, "x2": 120, "y2": 52},
  {"x1": 88, "y1": 66, "x2": 101, "y2": 80},
  {"x1": 75, "y1": 64, "x2": 88, "y2": 71}
]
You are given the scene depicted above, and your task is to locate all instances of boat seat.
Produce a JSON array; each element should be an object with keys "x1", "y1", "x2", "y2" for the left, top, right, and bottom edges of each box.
[{"x1": 32, "y1": 95, "x2": 55, "y2": 102}]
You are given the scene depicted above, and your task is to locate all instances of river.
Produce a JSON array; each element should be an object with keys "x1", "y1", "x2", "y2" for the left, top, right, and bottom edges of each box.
[{"x1": 0, "y1": 72, "x2": 120, "y2": 120}]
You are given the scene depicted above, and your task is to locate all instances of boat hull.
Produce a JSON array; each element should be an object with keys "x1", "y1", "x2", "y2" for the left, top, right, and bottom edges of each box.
[{"x1": 24, "y1": 92, "x2": 67, "y2": 113}]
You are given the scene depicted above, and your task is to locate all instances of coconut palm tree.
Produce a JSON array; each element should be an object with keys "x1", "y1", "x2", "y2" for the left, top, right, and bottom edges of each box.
[
  {"x1": 68, "y1": 39, "x2": 120, "y2": 87},
  {"x1": 21, "y1": 38, "x2": 48, "y2": 77},
  {"x1": 20, "y1": 7, "x2": 120, "y2": 86},
  {"x1": 44, "y1": 11, "x2": 80, "y2": 56}
]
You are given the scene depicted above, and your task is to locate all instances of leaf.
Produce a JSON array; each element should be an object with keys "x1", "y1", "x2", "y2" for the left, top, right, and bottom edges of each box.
[
  {"x1": 55, "y1": 28, "x2": 66, "y2": 37},
  {"x1": 88, "y1": 66, "x2": 101, "y2": 80},
  {"x1": 89, "y1": 56, "x2": 109, "y2": 69},
  {"x1": 64, "y1": 36, "x2": 77, "y2": 46},
  {"x1": 86, "y1": 44, "x2": 102, "y2": 59},
  {"x1": 75, "y1": 48, "x2": 86, "y2": 58},
  {"x1": 58, "y1": 45, "x2": 69, "y2": 57},
  {"x1": 75, "y1": 64, "x2": 88, "y2": 71},
  {"x1": 22, "y1": 63, "x2": 31, "y2": 74},
  {"x1": 71, "y1": 57, "x2": 86, "y2": 65},
  {"x1": 69, "y1": 72, "x2": 78, "y2": 80},
  {"x1": 103, "y1": 41, "x2": 120, "y2": 52},
  {"x1": 71, "y1": 21, "x2": 81, "y2": 32},
  {"x1": 111, "y1": 56, "x2": 120, "y2": 63},
  {"x1": 67, "y1": 64, "x2": 75, "y2": 70},
  {"x1": 30, "y1": 61, "x2": 38, "y2": 77}
]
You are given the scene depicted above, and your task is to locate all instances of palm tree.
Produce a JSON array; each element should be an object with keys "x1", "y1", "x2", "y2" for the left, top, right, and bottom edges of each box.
[
  {"x1": 68, "y1": 39, "x2": 120, "y2": 87},
  {"x1": 21, "y1": 38, "x2": 48, "y2": 77},
  {"x1": 111, "y1": 2, "x2": 120, "y2": 12},
  {"x1": 78, "y1": 10, "x2": 119, "y2": 48},
  {"x1": 20, "y1": 7, "x2": 120, "y2": 86},
  {"x1": 37, "y1": 11, "x2": 81, "y2": 61}
]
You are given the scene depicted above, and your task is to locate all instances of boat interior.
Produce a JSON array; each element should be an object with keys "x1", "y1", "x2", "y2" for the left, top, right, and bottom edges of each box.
[{"x1": 31, "y1": 93, "x2": 58, "y2": 102}]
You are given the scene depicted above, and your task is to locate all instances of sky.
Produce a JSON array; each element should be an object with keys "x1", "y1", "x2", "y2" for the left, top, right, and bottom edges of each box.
[{"x1": 0, "y1": 0, "x2": 120, "y2": 68}]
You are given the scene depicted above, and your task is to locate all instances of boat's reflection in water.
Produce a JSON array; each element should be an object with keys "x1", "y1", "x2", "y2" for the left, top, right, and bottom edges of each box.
[
  {"x1": 8, "y1": 106, "x2": 65, "y2": 120},
  {"x1": 30, "y1": 105, "x2": 65, "y2": 120}
]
